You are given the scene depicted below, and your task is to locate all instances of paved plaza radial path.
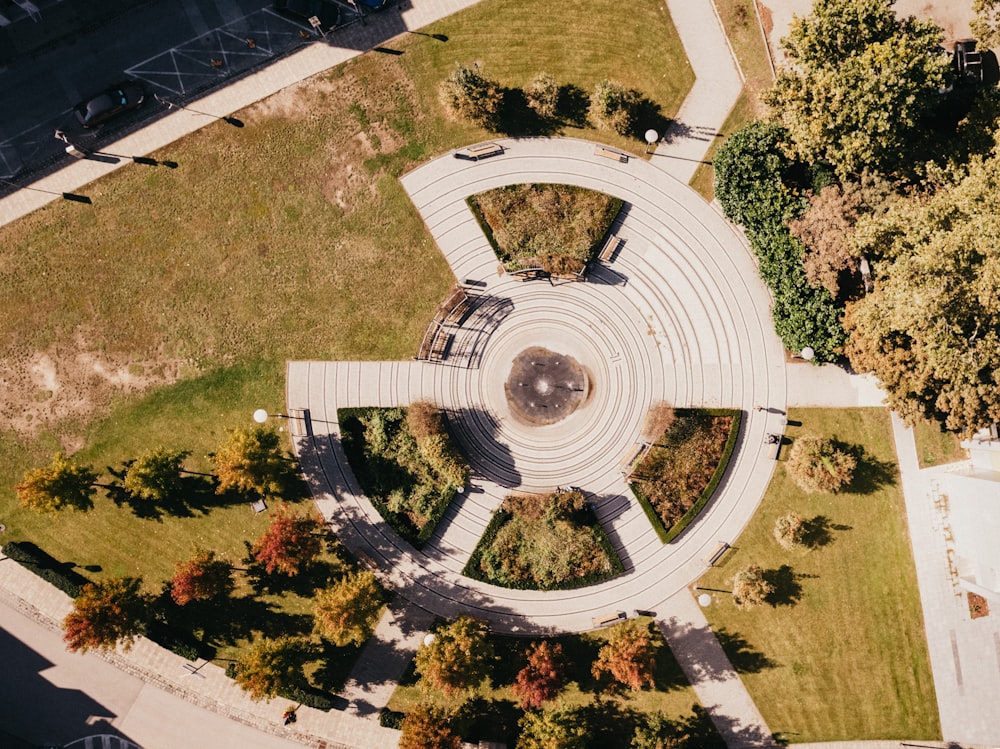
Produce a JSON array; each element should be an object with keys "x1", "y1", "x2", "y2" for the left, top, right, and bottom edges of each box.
[{"x1": 287, "y1": 136, "x2": 788, "y2": 634}]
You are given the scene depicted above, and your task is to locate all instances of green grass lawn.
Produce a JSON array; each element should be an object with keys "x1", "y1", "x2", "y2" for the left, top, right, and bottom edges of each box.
[
  {"x1": 0, "y1": 0, "x2": 693, "y2": 665},
  {"x1": 388, "y1": 617, "x2": 715, "y2": 748},
  {"x1": 696, "y1": 409, "x2": 939, "y2": 742},
  {"x1": 689, "y1": 0, "x2": 774, "y2": 199},
  {"x1": 912, "y1": 418, "x2": 967, "y2": 469}
]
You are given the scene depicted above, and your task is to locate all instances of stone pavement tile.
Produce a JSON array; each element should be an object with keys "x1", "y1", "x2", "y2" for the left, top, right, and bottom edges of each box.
[
  {"x1": 339, "y1": 600, "x2": 435, "y2": 718},
  {"x1": 786, "y1": 362, "x2": 886, "y2": 407},
  {"x1": 891, "y1": 415, "x2": 1000, "y2": 744},
  {"x1": 659, "y1": 589, "x2": 776, "y2": 748}
]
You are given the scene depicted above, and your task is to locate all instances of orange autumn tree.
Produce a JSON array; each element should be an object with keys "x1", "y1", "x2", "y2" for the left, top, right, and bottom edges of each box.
[
  {"x1": 63, "y1": 577, "x2": 150, "y2": 653},
  {"x1": 251, "y1": 504, "x2": 324, "y2": 576},
  {"x1": 591, "y1": 621, "x2": 657, "y2": 691},
  {"x1": 170, "y1": 549, "x2": 234, "y2": 605},
  {"x1": 513, "y1": 640, "x2": 565, "y2": 708}
]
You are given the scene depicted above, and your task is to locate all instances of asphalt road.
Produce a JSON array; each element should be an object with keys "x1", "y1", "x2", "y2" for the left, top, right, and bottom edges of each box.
[
  {"x1": 0, "y1": 599, "x2": 308, "y2": 749},
  {"x1": 0, "y1": 0, "x2": 377, "y2": 180}
]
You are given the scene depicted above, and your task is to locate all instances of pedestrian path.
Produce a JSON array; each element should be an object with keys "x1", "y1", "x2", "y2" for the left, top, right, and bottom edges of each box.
[
  {"x1": 659, "y1": 589, "x2": 775, "y2": 747},
  {"x1": 891, "y1": 415, "x2": 1000, "y2": 744}
]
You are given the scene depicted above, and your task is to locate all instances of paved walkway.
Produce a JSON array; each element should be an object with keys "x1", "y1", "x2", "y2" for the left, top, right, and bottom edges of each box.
[
  {"x1": 288, "y1": 136, "x2": 789, "y2": 636},
  {"x1": 891, "y1": 415, "x2": 1000, "y2": 744}
]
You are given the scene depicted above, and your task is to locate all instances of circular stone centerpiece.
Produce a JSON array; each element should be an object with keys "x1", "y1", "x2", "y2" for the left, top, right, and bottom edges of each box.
[{"x1": 505, "y1": 347, "x2": 589, "y2": 426}]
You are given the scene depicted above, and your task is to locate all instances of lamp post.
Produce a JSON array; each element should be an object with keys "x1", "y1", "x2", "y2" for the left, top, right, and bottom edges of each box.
[
  {"x1": 644, "y1": 129, "x2": 659, "y2": 155},
  {"x1": 253, "y1": 409, "x2": 289, "y2": 423},
  {"x1": 800, "y1": 346, "x2": 814, "y2": 362}
]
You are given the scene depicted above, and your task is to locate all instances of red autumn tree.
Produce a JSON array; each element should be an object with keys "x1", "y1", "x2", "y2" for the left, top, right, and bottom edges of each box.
[
  {"x1": 513, "y1": 640, "x2": 565, "y2": 709},
  {"x1": 63, "y1": 577, "x2": 150, "y2": 653},
  {"x1": 399, "y1": 704, "x2": 461, "y2": 749},
  {"x1": 170, "y1": 549, "x2": 234, "y2": 605},
  {"x1": 591, "y1": 621, "x2": 657, "y2": 691},
  {"x1": 251, "y1": 504, "x2": 324, "y2": 576}
]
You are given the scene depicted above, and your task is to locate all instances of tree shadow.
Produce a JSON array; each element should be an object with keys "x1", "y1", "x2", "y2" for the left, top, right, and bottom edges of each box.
[
  {"x1": 763, "y1": 565, "x2": 807, "y2": 607},
  {"x1": 494, "y1": 87, "x2": 560, "y2": 136},
  {"x1": 158, "y1": 589, "x2": 311, "y2": 648},
  {"x1": 455, "y1": 697, "x2": 522, "y2": 746},
  {"x1": 801, "y1": 514, "x2": 851, "y2": 548},
  {"x1": 843, "y1": 442, "x2": 897, "y2": 494},
  {"x1": 577, "y1": 698, "x2": 640, "y2": 749},
  {"x1": 490, "y1": 636, "x2": 527, "y2": 688},
  {"x1": 311, "y1": 638, "x2": 362, "y2": 693},
  {"x1": 652, "y1": 629, "x2": 691, "y2": 693},
  {"x1": 555, "y1": 633, "x2": 602, "y2": 693},
  {"x1": 557, "y1": 83, "x2": 589, "y2": 127},
  {"x1": 715, "y1": 628, "x2": 778, "y2": 673},
  {"x1": 632, "y1": 97, "x2": 672, "y2": 141},
  {"x1": 243, "y1": 552, "x2": 343, "y2": 598}
]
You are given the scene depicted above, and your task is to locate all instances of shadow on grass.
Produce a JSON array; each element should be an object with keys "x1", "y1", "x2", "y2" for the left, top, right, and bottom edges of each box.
[
  {"x1": 558, "y1": 84, "x2": 590, "y2": 127},
  {"x1": 494, "y1": 88, "x2": 561, "y2": 136},
  {"x1": 243, "y1": 555, "x2": 344, "y2": 598},
  {"x1": 801, "y1": 514, "x2": 852, "y2": 548},
  {"x1": 763, "y1": 565, "x2": 805, "y2": 607},
  {"x1": 845, "y1": 442, "x2": 897, "y2": 494},
  {"x1": 715, "y1": 628, "x2": 778, "y2": 673},
  {"x1": 554, "y1": 633, "x2": 603, "y2": 693},
  {"x1": 159, "y1": 591, "x2": 312, "y2": 648},
  {"x1": 578, "y1": 698, "x2": 640, "y2": 749},
  {"x1": 456, "y1": 697, "x2": 522, "y2": 746}
]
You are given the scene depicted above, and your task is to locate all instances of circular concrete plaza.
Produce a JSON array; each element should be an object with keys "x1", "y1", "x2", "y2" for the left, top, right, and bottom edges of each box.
[{"x1": 287, "y1": 137, "x2": 788, "y2": 633}]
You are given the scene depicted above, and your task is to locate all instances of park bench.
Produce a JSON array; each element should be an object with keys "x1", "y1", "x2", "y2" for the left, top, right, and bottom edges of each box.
[
  {"x1": 355, "y1": 550, "x2": 378, "y2": 571},
  {"x1": 703, "y1": 541, "x2": 730, "y2": 567},
  {"x1": 592, "y1": 611, "x2": 627, "y2": 628},
  {"x1": 466, "y1": 142, "x2": 504, "y2": 161},
  {"x1": 430, "y1": 330, "x2": 453, "y2": 360},
  {"x1": 765, "y1": 432, "x2": 782, "y2": 460},
  {"x1": 594, "y1": 145, "x2": 627, "y2": 163},
  {"x1": 287, "y1": 407, "x2": 310, "y2": 437},
  {"x1": 599, "y1": 233, "x2": 622, "y2": 263},
  {"x1": 250, "y1": 498, "x2": 267, "y2": 514},
  {"x1": 621, "y1": 441, "x2": 652, "y2": 478},
  {"x1": 441, "y1": 287, "x2": 472, "y2": 326}
]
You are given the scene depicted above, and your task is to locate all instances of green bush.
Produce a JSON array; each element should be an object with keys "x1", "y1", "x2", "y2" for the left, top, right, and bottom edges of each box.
[
  {"x1": 146, "y1": 620, "x2": 203, "y2": 661},
  {"x1": 467, "y1": 185, "x2": 622, "y2": 274},
  {"x1": 463, "y1": 492, "x2": 623, "y2": 589},
  {"x1": 339, "y1": 406, "x2": 467, "y2": 548},
  {"x1": 631, "y1": 409, "x2": 742, "y2": 544},
  {"x1": 2, "y1": 541, "x2": 88, "y2": 598},
  {"x1": 380, "y1": 708, "x2": 406, "y2": 729},
  {"x1": 277, "y1": 685, "x2": 336, "y2": 711}
]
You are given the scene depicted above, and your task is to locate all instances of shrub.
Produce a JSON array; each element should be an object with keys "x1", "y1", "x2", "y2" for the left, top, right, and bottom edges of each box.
[
  {"x1": 525, "y1": 72, "x2": 560, "y2": 119},
  {"x1": 400, "y1": 704, "x2": 461, "y2": 749},
  {"x1": 2, "y1": 541, "x2": 88, "y2": 598},
  {"x1": 379, "y1": 708, "x2": 405, "y2": 729},
  {"x1": 774, "y1": 512, "x2": 808, "y2": 550},
  {"x1": 439, "y1": 63, "x2": 504, "y2": 129},
  {"x1": 786, "y1": 435, "x2": 857, "y2": 493},
  {"x1": 589, "y1": 80, "x2": 641, "y2": 136},
  {"x1": 277, "y1": 685, "x2": 335, "y2": 711},
  {"x1": 732, "y1": 565, "x2": 774, "y2": 609},
  {"x1": 146, "y1": 620, "x2": 202, "y2": 660}
]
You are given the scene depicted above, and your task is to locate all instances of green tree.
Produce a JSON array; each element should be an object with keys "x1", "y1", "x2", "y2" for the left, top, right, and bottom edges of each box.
[
  {"x1": 525, "y1": 72, "x2": 560, "y2": 119},
  {"x1": 439, "y1": 63, "x2": 504, "y2": 129},
  {"x1": 211, "y1": 426, "x2": 285, "y2": 497},
  {"x1": 15, "y1": 453, "x2": 98, "y2": 513},
  {"x1": 313, "y1": 570, "x2": 385, "y2": 646},
  {"x1": 972, "y1": 0, "x2": 1000, "y2": 50},
  {"x1": 123, "y1": 447, "x2": 189, "y2": 502},
  {"x1": 591, "y1": 621, "x2": 657, "y2": 691},
  {"x1": 233, "y1": 635, "x2": 308, "y2": 701},
  {"x1": 251, "y1": 504, "x2": 324, "y2": 576},
  {"x1": 63, "y1": 577, "x2": 150, "y2": 653},
  {"x1": 170, "y1": 549, "x2": 234, "y2": 606},
  {"x1": 764, "y1": 0, "x2": 951, "y2": 178},
  {"x1": 786, "y1": 435, "x2": 857, "y2": 493},
  {"x1": 517, "y1": 707, "x2": 587, "y2": 749},
  {"x1": 732, "y1": 565, "x2": 773, "y2": 610},
  {"x1": 631, "y1": 712, "x2": 683, "y2": 749},
  {"x1": 415, "y1": 616, "x2": 494, "y2": 696},
  {"x1": 589, "y1": 80, "x2": 641, "y2": 136},
  {"x1": 399, "y1": 704, "x2": 461, "y2": 749},
  {"x1": 845, "y1": 153, "x2": 1000, "y2": 430}
]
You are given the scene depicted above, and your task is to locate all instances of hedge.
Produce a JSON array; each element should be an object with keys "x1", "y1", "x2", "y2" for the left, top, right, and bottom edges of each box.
[
  {"x1": 462, "y1": 502, "x2": 624, "y2": 590},
  {"x1": 145, "y1": 620, "x2": 204, "y2": 661},
  {"x1": 630, "y1": 409, "x2": 743, "y2": 544},
  {"x1": 222, "y1": 662, "x2": 338, "y2": 711},
  {"x1": 380, "y1": 708, "x2": 405, "y2": 729},
  {"x1": 2, "y1": 541, "x2": 89, "y2": 598}
]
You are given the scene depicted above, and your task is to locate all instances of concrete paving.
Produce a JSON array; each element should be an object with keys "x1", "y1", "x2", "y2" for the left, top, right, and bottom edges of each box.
[{"x1": 891, "y1": 415, "x2": 1000, "y2": 744}]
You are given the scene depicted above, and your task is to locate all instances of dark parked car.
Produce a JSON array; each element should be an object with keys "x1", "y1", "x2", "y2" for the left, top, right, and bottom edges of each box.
[
  {"x1": 955, "y1": 39, "x2": 984, "y2": 81},
  {"x1": 73, "y1": 81, "x2": 145, "y2": 128},
  {"x1": 272, "y1": 0, "x2": 342, "y2": 30}
]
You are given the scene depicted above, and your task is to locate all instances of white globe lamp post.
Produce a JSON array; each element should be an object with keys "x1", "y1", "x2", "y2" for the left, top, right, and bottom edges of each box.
[{"x1": 644, "y1": 128, "x2": 659, "y2": 155}]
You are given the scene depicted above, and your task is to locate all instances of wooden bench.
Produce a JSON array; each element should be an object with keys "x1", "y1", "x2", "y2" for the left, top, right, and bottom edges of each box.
[
  {"x1": 599, "y1": 234, "x2": 621, "y2": 263},
  {"x1": 287, "y1": 407, "x2": 310, "y2": 437},
  {"x1": 592, "y1": 611, "x2": 627, "y2": 628},
  {"x1": 356, "y1": 550, "x2": 378, "y2": 571},
  {"x1": 621, "y1": 441, "x2": 652, "y2": 478},
  {"x1": 594, "y1": 145, "x2": 627, "y2": 163},
  {"x1": 430, "y1": 330, "x2": 453, "y2": 360},
  {"x1": 441, "y1": 287, "x2": 472, "y2": 326},
  {"x1": 250, "y1": 498, "x2": 267, "y2": 514},
  {"x1": 466, "y1": 142, "x2": 504, "y2": 161},
  {"x1": 765, "y1": 433, "x2": 782, "y2": 460},
  {"x1": 703, "y1": 541, "x2": 730, "y2": 567}
]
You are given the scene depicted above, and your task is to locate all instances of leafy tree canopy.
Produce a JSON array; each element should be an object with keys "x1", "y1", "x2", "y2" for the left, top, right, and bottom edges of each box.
[
  {"x1": 415, "y1": 615, "x2": 494, "y2": 696},
  {"x1": 170, "y1": 549, "x2": 234, "y2": 606},
  {"x1": 399, "y1": 704, "x2": 461, "y2": 749},
  {"x1": 517, "y1": 707, "x2": 587, "y2": 749},
  {"x1": 765, "y1": 0, "x2": 950, "y2": 178},
  {"x1": 846, "y1": 151, "x2": 1000, "y2": 430},
  {"x1": 513, "y1": 640, "x2": 565, "y2": 709},
  {"x1": 15, "y1": 453, "x2": 97, "y2": 513},
  {"x1": 211, "y1": 426, "x2": 285, "y2": 497},
  {"x1": 123, "y1": 447, "x2": 189, "y2": 502},
  {"x1": 251, "y1": 504, "x2": 324, "y2": 576},
  {"x1": 234, "y1": 635, "x2": 308, "y2": 701},
  {"x1": 591, "y1": 621, "x2": 657, "y2": 691},
  {"x1": 63, "y1": 577, "x2": 150, "y2": 653},
  {"x1": 313, "y1": 570, "x2": 385, "y2": 647}
]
